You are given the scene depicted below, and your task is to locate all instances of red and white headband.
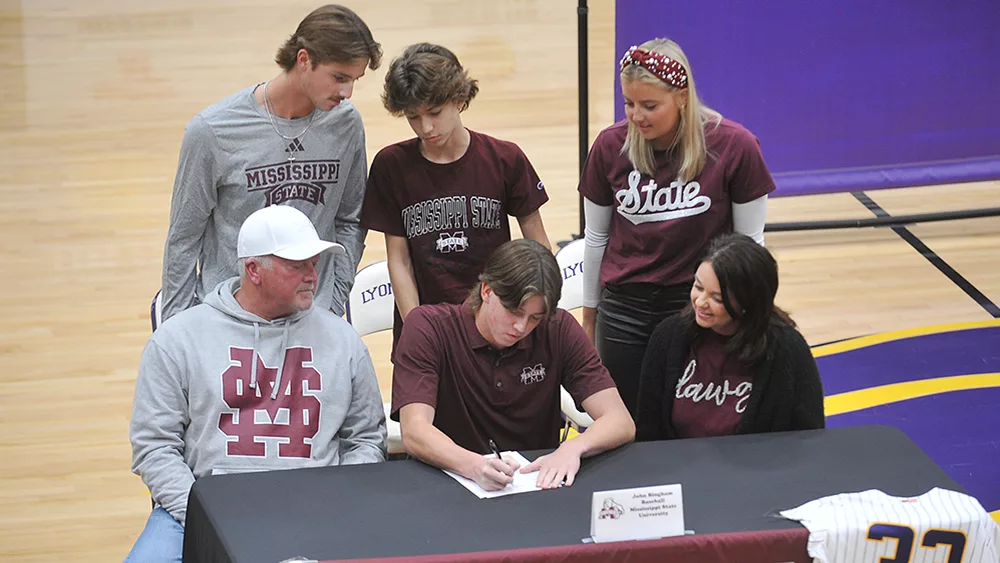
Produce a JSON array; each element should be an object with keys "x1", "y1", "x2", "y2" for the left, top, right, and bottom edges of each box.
[{"x1": 619, "y1": 46, "x2": 688, "y2": 89}]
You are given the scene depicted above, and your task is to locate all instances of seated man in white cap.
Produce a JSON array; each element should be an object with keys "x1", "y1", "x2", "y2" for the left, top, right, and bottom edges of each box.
[{"x1": 127, "y1": 205, "x2": 386, "y2": 563}]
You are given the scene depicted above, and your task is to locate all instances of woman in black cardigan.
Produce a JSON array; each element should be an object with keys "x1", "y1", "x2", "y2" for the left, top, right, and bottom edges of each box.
[{"x1": 635, "y1": 233, "x2": 824, "y2": 441}]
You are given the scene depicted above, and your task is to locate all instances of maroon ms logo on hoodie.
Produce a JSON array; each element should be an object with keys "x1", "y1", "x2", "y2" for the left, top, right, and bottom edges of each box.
[{"x1": 218, "y1": 347, "x2": 321, "y2": 458}]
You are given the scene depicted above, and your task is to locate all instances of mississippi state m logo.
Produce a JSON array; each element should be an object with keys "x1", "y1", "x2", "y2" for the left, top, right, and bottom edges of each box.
[
  {"x1": 436, "y1": 231, "x2": 469, "y2": 253},
  {"x1": 520, "y1": 363, "x2": 546, "y2": 385},
  {"x1": 218, "y1": 347, "x2": 321, "y2": 458}
]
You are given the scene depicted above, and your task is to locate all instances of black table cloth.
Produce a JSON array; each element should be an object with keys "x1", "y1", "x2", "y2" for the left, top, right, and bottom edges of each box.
[{"x1": 184, "y1": 425, "x2": 963, "y2": 563}]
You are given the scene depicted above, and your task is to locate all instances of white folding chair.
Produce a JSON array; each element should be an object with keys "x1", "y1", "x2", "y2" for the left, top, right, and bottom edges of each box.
[
  {"x1": 346, "y1": 260, "x2": 395, "y2": 336},
  {"x1": 150, "y1": 290, "x2": 163, "y2": 332},
  {"x1": 555, "y1": 238, "x2": 586, "y2": 311},
  {"x1": 553, "y1": 239, "x2": 595, "y2": 439},
  {"x1": 346, "y1": 261, "x2": 403, "y2": 455},
  {"x1": 560, "y1": 387, "x2": 595, "y2": 442}
]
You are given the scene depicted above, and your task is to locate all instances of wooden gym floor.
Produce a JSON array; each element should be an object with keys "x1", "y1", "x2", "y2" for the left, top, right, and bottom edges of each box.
[{"x1": 0, "y1": 0, "x2": 997, "y2": 560}]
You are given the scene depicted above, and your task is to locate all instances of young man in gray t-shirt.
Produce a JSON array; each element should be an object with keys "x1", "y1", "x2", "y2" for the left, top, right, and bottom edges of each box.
[{"x1": 160, "y1": 5, "x2": 382, "y2": 322}]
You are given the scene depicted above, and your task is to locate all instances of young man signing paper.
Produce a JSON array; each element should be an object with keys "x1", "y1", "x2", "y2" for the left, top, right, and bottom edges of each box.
[{"x1": 391, "y1": 240, "x2": 635, "y2": 491}]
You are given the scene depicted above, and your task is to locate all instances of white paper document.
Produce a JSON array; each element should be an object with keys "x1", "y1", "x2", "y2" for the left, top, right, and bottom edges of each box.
[{"x1": 442, "y1": 451, "x2": 542, "y2": 499}]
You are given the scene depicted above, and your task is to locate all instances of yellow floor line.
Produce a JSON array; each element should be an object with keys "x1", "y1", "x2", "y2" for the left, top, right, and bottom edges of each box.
[
  {"x1": 825, "y1": 373, "x2": 1000, "y2": 416},
  {"x1": 813, "y1": 320, "x2": 1000, "y2": 357}
]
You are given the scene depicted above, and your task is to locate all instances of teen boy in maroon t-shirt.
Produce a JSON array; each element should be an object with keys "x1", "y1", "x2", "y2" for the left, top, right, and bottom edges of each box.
[
  {"x1": 392, "y1": 240, "x2": 635, "y2": 492},
  {"x1": 361, "y1": 43, "x2": 550, "y2": 347}
]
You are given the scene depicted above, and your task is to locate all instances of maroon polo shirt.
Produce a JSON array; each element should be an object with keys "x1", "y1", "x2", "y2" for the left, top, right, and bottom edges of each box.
[
  {"x1": 391, "y1": 302, "x2": 615, "y2": 453},
  {"x1": 361, "y1": 130, "x2": 549, "y2": 342},
  {"x1": 671, "y1": 330, "x2": 753, "y2": 439},
  {"x1": 578, "y1": 118, "x2": 775, "y2": 287}
]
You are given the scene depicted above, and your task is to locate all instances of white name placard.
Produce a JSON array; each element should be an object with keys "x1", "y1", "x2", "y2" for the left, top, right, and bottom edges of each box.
[{"x1": 590, "y1": 484, "x2": 684, "y2": 543}]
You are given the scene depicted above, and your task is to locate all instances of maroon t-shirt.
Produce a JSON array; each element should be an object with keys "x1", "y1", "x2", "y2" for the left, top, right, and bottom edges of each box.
[
  {"x1": 671, "y1": 330, "x2": 753, "y2": 439},
  {"x1": 578, "y1": 118, "x2": 775, "y2": 287},
  {"x1": 361, "y1": 130, "x2": 549, "y2": 336},
  {"x1": 390, "y1": 302, "x2": 616, "y2": 453}
]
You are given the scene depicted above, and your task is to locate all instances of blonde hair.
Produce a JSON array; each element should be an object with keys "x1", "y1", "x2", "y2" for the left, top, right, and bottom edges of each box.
[{"x1": 620, "y1": 38, "x2": 721, "y2": 182}]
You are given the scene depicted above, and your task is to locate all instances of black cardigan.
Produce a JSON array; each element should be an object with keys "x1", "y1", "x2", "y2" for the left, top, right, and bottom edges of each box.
[{"x1": 635, "y1": 314, "x2": 825, "y2": 441}]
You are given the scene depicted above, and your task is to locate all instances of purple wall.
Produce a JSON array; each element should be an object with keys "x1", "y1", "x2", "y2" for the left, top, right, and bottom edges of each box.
[{"x1": 613, "y1": 0, "x2": 1000, "y2": 196}]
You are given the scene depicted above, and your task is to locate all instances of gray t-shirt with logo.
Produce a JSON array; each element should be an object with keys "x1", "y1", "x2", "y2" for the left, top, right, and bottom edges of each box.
[{"x1": 161, "y1": 84, "x2": 368, "y2": 320}]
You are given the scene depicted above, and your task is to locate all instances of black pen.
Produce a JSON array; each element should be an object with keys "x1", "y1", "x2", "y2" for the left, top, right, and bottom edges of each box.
[
  {"x1": 488, "y1": 439, "x2": 514, "y2": 489},
  {"x1": 488, "y1": 439, "x2": 501, "y2": 460}
]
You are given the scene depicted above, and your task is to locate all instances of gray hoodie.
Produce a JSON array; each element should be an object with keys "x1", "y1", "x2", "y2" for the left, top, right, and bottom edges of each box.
[{"x1": 130, "y1": 278, "x2": 386, "y2": 524}]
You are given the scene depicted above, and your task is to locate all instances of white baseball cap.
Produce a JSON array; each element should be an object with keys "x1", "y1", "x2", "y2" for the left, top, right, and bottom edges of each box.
[{"x1": 237, "y1": 206, "x2": 344, "y2": 260}]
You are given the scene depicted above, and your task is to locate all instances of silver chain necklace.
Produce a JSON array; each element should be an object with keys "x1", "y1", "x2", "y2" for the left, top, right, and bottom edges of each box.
[{"x1": 262, "y1": 80, "x2": 314, "y2": 162}]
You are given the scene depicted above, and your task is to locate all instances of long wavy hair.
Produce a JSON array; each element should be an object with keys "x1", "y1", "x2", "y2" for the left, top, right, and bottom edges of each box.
[
  {"x1": 620, "y1": 38, "x2": 721, "y2": 182},
  {"x1": 679, "y1": 233, "x2": 795, "y2": 365}
]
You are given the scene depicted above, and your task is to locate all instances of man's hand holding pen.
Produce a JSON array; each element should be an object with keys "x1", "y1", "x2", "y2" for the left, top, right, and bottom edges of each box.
[{"x1": 470, "y1": 439, "x2": 521, "y2": 491}]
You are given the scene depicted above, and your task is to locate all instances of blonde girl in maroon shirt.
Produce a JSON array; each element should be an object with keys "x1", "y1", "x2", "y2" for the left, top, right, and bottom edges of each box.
[{"x1": 578, "y1": 37, "x2": 776, "y2": 417}]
